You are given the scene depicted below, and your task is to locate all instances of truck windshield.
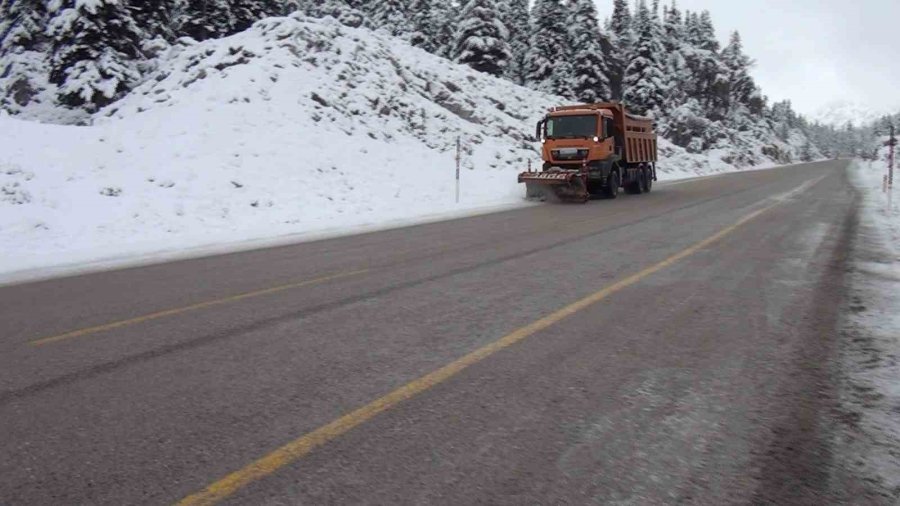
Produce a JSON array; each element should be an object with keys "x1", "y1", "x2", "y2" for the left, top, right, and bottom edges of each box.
[{"x1": 546, "y1": 115, "x2": 597, "y2": 139}]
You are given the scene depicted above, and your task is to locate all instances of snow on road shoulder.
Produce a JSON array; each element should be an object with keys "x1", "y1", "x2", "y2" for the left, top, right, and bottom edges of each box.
[{"x1": 838, "y1": 160, "x2": 900, "y2": 499}]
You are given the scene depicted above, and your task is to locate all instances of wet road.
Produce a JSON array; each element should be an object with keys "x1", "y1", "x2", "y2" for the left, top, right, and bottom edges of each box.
[{"x1": 0, "y1": 160, "x2": 878, "y2": 504}]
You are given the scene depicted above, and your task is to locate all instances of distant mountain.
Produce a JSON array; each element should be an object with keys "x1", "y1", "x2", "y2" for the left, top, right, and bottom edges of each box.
[{"x1": 810, "y1": 100, "x2": 895, "y2": 127}]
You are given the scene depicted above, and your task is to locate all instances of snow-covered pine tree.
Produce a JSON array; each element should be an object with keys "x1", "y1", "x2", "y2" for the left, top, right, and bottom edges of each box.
[
  {"x1": 684, "y1": 10, "x2": 718, "y2": 51},
  {"x1": 664, "y1": 98, "x2": 709, "y2": 151},
  {"x1": 173, "y1": 0, "x2": 306, "y2": 37},
  {"x1": 720, "y1": 31, "x2": 764, "y2": 114},
  {"x1": 661, "y1": 1, "x2": 688, "y2": 105},
  {"x1": 47, "y1": 0, "x2": 143, "y2": 111},
  {"x1": 368, "y1": 0, "x2": 410, "y2": 37},
  {"x1": 682, "y1": 9, "x2": 694, "y2": 41},
  {"x1": 659, "y1": 6, "x2": 709, "y2": 149},
  {"x1": 609, "y1": 0, "x2": 631, "y2": 40},
  {"x1": 622, "y1": 0, "x2": 666, "y2": 116},
  {"x1": 607, "y1": 0, "x2": 632, "y2": 100},
  {"x1": 661, "y1": 2, "x2": 684, "y2": 54},
  {"x1": 839, "y1": 121, "x2": 860, "y2": 157},
  {"x1": 769, "y1": 100, "x2": 796, "y2": 141},
  {"x1": 409, "y1": 0, "x2": 440, "y2": 53},
  {"x1": 695, "y1": 10, "x2": 718, "y2": 51},
  {"x1": 279, "y1": 0, "x2": 302, "y2": 16},
  {"x1": 567, "y1": 0, "x2": 610, "y2": 103},
  {"x1": 231, "y1": 0, "x2": 281, "y2": 33},
  {"x1": 295, "y1": 0, "x2": 368, "y2": 28},
  {"x1": 431, "y1": 1, "x2": 458, "y2": 57},
  {"x1": 128, "y1": 0, "x2": 175, "y2": 41},
  {"x1": 681, "y1": 9, "x2": 727, "y2": 118},
  {"x1": 345, "y1": 0, "x2": 371, "y2": 9},
  {"x1": 799, "y1": 138, "x2": 814, "y2": 162},
  {"x1": 525, "y1": 0, "x2": 573, "y2": 97},
  {"x1": 0, "y1": 0, "x2": 52, "y2": 112},
  {"x1": 497, "y1": 0, "x2": 529, "y2": 85},
  {"x1": 452, "y1": 0, "x2": 511, "y2": 77},
  {"x1": 172, "y1": 0, "x2": 236, "y2": 41},
  {"x1": 806, "y1": 121, "x2": 835, "y2": 158},
  {"x1": 0, "y1": 0, "x2": 49, "y2": 53}
]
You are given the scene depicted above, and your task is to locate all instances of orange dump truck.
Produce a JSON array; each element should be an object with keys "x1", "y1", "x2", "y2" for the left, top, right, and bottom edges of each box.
[{"x1": 518, "y1": 102, "x2": 658, "y2": 202}]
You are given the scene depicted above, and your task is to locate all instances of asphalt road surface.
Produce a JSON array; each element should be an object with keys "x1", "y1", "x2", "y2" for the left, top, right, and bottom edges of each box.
[{"x1": 0, "y1": 160, "x2": 883, "y2": 504}]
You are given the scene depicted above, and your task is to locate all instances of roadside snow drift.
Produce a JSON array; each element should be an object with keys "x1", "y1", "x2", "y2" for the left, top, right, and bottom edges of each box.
[
  {"x1": 0, "y1": 13, "x2": 776, "y2": 279},
  {"x1": 838, "y1": 161, "x2": 900, "y2": 497}
]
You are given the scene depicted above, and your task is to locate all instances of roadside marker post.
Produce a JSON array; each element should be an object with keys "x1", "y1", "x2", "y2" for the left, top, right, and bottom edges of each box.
[
  {"x1": 455, "y1": 136, "x2": 461, "y2": 204},
  {"x1": 889, "y1": 124, "x2": 895, "y2": 190},
  {"x1": 886, "y1": 124, "x2": 895, "y2": 212}
]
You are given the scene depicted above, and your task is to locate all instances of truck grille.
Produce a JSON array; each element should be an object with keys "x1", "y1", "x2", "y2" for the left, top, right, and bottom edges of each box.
[{"x1": 552, "y1": 149, "x2": 589, "y2": 160}]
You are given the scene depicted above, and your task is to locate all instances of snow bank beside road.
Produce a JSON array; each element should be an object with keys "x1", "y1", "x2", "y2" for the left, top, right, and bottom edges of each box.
[
  {"x1": 838, "y1": 161, "x2": 900, "y2": 499},
  {"x1": 0, "y1": 14, "x2": 793, "y2": 282}
]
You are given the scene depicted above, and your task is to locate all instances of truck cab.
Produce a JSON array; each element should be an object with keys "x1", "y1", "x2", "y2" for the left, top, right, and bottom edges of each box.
[{"x1": 536, "y1": 109, "x2": 618, "y2": 167}]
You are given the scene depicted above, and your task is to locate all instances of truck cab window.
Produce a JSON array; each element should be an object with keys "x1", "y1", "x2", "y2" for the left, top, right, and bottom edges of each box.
[{"x1": 545, "y1": 115, "x2": 597, "y2": 139}]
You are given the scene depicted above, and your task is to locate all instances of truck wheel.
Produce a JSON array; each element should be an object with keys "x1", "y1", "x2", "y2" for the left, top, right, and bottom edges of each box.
[
  {"x1": 642, "y1": 168, "x2": 653, "y2": 193},
  {"x1": 604, "y1": 171, "x2": 620, "y2": 199},
  {"x1": 624, "y1": 168, "x2": 643, "y2": 195}
]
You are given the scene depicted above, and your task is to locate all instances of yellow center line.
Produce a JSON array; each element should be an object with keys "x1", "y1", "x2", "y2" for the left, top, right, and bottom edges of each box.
[
  {"x1": 29, "y1": 269, "x2": 370, "y2": 347},
  {"x1": 175, "y1": 177, "x2": 816, "y2": 506}
]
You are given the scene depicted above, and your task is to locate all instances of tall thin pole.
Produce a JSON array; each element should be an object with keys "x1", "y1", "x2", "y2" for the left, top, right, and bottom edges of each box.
[
  {"x1": 888, "y1": 124, "x2": 897, "y2": 189},
  {"x1": 455, "y1": 136, "x2": 461, "y2": 203}
]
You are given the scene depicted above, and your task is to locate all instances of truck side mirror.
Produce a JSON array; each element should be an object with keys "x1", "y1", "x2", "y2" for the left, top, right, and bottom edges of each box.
[{"x1": 535, "y1": 120, "x2": 543, "y2": 142}]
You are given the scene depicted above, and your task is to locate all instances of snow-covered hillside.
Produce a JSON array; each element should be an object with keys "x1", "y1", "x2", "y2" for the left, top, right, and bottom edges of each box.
[{"x1": 0, "y1": 13, "x2": 805, "y2": 280}]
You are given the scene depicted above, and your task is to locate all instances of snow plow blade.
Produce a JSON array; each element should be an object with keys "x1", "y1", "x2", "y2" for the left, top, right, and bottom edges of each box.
[{"x1": 518, "y1": 171, "x2": 589, "y2": 203}]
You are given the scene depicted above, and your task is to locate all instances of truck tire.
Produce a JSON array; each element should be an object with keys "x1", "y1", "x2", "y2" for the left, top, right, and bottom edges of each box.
[
  {"x1": 604, "y1": 171, "x2": 620, "y2": 199},
  {"x1": 642, "y1": 168, "x2": 652, "y2": 193},
  {"x1": 625, "y1": 174, "x2": 642, "y2": 194}
]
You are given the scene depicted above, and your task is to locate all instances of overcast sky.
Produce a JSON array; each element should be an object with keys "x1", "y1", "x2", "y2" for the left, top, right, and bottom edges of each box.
[{"x1": 594, "y1": 0, "x2": 900, "y2": 116}]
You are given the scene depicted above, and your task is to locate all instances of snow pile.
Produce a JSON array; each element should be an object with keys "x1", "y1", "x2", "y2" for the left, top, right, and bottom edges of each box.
[
  {"x1": 840, "y1": 160, "x2": 900, "y2": 498},
  {"x1": 0, "y1": 14, "x2": 786, "y2": 279}
]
